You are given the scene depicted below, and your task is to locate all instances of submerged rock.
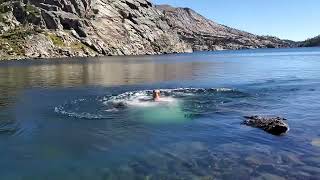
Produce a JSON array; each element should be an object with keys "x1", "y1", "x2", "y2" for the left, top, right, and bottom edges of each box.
[
  {"x1": 255, "y1": 173, "x2": 286, "y2": 180},
  {"x1": 311, "y1": 138, "x2": 320, "y2": 147},
  {"x1": 243, "y1": 116, "x2": 289, "y2": 135},
  {"x1": 0, "y1": 128, "x2": 17, "y2": 134}
]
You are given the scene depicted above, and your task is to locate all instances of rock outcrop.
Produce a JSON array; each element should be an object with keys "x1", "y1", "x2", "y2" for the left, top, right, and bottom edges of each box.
[
  {"x1": 243, "y1": 116, "x2": 289, "y2": 135},
  {"x1": 0, "y1": 0, "x2": 295, "y2": 60}
]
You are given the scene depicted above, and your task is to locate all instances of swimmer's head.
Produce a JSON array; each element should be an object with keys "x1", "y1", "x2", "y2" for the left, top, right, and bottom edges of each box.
[{"x1": 153, "y1": 90, "x2": 161, "y2": 100}]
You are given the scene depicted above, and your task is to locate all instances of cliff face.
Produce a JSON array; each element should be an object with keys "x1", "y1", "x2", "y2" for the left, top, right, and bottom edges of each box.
[{"x1": 0, "y1": 0, "x2": 294, "y2": 60}]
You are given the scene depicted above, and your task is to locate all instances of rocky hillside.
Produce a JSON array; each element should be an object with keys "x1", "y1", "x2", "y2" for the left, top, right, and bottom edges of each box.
[
  {"x1": 299, "y1": 35, "x2": 320, "y2": 47},
  {"x1": 157, "y1": 5, "x2": 295, "y2": 51},
  {"x1": 0, "y1": 0, "x2": 294, "y2": 60}
]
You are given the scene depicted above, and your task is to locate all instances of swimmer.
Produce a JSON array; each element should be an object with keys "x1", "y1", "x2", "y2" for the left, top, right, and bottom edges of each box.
[{"x1": 153, "y1": 90, "x2": 161, "y2": 101}]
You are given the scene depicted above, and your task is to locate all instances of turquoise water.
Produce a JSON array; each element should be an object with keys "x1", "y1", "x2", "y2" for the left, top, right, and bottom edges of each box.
[{"x1": 1, "y1": 48, "x2": 320, "y2": 179}]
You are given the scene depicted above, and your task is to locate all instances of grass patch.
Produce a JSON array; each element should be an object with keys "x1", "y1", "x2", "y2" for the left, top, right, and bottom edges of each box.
[
  {"x1": 25, "y1": 3, "x2": 40, "y2": 17},
  {"x1": 1, "y1": 28, "x2": 34, "y2": 39},
  {"x1": 46, "y1": 33, "x2": 65, "y2": 47},
  {"x1": 0, "y1": 28, "x2": 35, "y2": 56},
  {"x1": 71, "y1": 42, "x2": 86, "y2": 50}
]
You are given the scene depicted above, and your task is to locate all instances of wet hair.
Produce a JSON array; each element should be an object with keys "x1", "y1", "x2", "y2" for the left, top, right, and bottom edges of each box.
[{"x1": 153, "y1": 90, "x2": 160, "y2": 99}]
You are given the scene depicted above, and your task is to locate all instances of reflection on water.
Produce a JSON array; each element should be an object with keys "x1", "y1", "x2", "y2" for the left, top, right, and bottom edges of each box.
[
  {"x1": 1, "y1": 48, "x2": 320, "y2": 179},
  {"x1": 0, "y1": 58, "x2": 215, "y2": 107},
  {"x1": 0, "y1": 58, "x2": 210, "y2": 88},
  {"x1": 0, "y1": 57, "x2": 213, "y2": 108}
]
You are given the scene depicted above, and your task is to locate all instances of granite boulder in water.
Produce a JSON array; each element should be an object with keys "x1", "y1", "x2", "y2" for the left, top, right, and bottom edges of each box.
[{"x1": 243, "y1": 116, "x2": 289, "y2": 135}]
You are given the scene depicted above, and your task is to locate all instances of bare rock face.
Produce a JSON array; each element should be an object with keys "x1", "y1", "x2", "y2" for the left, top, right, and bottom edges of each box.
[
  {"x1": 0, "y1": 0, "x2": 192, "y2": 59},
  {"x1": 157, "y1": 5, "x2": 294, "y2": 51},
  {"x1": 87, "y1": 0, "x2": 191, "y2": 55},
  {"x1": 0, "y1": 0, "x2": 294, "y2": 60},
  {"x1": 243, "y1": 116, "x2": 289, "y2": 135}
]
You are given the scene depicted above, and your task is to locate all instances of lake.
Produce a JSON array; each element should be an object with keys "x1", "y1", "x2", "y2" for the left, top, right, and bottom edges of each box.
[{"x1": 1, "y1": 48, "x2": 320, "y2": 179}]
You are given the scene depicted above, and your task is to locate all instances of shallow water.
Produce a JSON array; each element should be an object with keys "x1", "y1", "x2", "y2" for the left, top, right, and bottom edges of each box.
[{"x1": 1, "y1": 48, "x2": 320, "y2": 179}]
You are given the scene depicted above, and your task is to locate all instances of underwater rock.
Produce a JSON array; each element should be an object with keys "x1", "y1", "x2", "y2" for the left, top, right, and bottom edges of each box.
[
  {"x1": 243, "y1": 116, "x2": 289, "y2": 135},
  {"x1": 255, "y1": 173, "x2": 286, "y2": 180},
  {"x1": 299, "y1": 166, "x2": 320, "y2": 174},
  {"x1": 311, "y1": 138, "x2": 320, "y2": 147},
  {"x1": 0, "y1": 128, "x2": 17, "y2": 134},
  {"x1": 277, "y1": 152, "x2": 304, "y2": 165}
]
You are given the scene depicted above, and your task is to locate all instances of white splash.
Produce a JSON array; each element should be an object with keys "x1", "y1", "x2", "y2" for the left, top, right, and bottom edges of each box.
[{"x1": 103, "y1": 88, "x2": 233, "y2": 109}]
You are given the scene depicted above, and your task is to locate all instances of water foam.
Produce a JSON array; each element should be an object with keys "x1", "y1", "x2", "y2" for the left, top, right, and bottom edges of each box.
[
  {"x1": 55, "y1": 88, "x2": 236, "y2": 119},
  {"x1": 103, "y1": 88, "x2": 234, "y2": 108}
]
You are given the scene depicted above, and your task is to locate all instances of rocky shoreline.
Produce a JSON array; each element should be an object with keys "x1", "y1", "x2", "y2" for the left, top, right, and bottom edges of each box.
[{"x1": 0, "y1": 0, "x2": 298, "y2": 61}]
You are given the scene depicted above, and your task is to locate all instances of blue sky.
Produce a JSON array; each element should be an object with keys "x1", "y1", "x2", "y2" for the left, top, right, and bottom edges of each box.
[{"x1": 153, "y1": 0, "x2": 319, "y2": 41}]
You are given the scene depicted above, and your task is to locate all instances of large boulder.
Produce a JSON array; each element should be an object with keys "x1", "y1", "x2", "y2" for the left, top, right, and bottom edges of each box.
[{"x1": 243, "y1": 116, "x2": 289, "y2": 135}]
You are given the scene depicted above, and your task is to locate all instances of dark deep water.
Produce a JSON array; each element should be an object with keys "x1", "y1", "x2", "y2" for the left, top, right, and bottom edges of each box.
[{"x1": 1, "y1": 48, "x2": 320, "y2": 179}]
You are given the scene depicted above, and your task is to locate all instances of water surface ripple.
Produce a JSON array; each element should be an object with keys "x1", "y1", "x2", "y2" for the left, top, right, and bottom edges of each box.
[{"x1": 0, "y1": 48, "x2": 320, "y2": 179}]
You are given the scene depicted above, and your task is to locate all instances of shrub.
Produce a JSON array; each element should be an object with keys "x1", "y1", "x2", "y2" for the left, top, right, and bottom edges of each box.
[
  {"x1": 25, "y1": 4, "x2": 40, "y2": 17},
  {"x1": 47, "y1": 33, "x2": 65, "y2": 46}
]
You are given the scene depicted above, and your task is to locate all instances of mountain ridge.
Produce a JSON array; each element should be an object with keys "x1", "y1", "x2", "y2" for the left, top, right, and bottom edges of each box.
[
  {"x1": 299, "y1": 35, "x2": 320, "y2": 47},
  {"x1": 156, "y1": 4, "x2": 295, "y2": 51},
  {"x1": 0, "y1": 0, "x2": 297, "y2": 60}
]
